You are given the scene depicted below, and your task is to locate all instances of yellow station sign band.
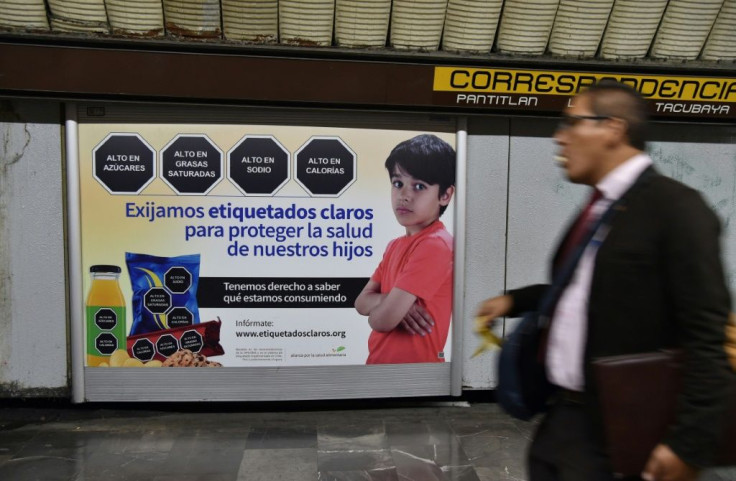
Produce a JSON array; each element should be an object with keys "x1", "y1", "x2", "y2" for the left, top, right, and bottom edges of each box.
[{"x1": 434, "y1": 67, "x2": 736, "y2": 103}]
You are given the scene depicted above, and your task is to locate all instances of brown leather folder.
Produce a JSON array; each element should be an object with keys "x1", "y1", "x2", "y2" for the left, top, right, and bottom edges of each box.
[{"x1": 593, "y1": 351, "x2": 736, "y2": 476}]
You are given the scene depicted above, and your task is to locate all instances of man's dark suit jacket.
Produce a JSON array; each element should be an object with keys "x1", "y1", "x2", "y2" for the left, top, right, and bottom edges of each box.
[{"x1": 507, "y1": 166, "x2": 734, "y2": 468}]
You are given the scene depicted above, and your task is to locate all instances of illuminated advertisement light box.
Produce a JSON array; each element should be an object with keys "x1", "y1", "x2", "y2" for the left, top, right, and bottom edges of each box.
[{"x1": 70, "y1": 104, "x2": 462, "y2": 401}]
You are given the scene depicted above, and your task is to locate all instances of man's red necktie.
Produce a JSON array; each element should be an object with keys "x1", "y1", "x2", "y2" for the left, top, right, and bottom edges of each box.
[{"x1": 540, "y1": 188, "x2": 604, "y2": 361}]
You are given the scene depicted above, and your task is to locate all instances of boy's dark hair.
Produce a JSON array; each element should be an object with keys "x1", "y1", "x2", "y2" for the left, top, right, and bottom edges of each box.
[{"x1": 385, "y1": 134, "x2": 456, "y2": 216}]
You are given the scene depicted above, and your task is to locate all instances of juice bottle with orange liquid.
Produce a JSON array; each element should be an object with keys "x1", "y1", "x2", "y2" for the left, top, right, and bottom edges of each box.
[{"x1": 86, "y1": 265, "x2": 126, "y2": 366}]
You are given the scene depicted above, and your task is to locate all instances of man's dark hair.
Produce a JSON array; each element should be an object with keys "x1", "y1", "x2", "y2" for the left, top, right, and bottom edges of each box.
[
  {"x1": 585, "y1": 80, "x2": 649, "y2": 151},
  {"x1": 385, "y1": 134, "x2": 456, "y2": 216}
]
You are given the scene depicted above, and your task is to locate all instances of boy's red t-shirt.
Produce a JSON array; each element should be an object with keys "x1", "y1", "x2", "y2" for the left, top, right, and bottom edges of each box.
[{"x1": 366, "y1": 220, "x2": 453, "y2": 364}]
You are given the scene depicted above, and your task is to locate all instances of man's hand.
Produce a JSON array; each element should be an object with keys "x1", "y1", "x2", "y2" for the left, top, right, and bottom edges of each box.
[
  {"x1": 475, "y1": 295, "x2": 514, "y2": 326},
  {"x1": 470, "y1": 295, "x2": 513, "y2": 356},
  {"x1": 642, "y1": 444, "x2": 698, "y2": 481},
  {"x1": 400, "y1": 302, "x2": 434, "y2": 336}
]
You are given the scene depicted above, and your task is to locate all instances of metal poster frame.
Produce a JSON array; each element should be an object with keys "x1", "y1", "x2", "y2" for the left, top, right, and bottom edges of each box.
[{"x1": 66, "y1": 102, "x2": 467, "y2": 402}]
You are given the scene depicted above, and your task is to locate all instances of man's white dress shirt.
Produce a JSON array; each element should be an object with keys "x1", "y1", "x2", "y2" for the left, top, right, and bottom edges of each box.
[{"x1": 546, "y1": 154, "x2": 653, "y2": 391}]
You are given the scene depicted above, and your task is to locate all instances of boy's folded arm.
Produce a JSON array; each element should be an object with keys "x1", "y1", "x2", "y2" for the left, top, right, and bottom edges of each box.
[
  {"x1": 367, "y1": 287, "x2": 417, "y2": 332},
  {"x1": 399, "y1": 302, "x2": 435, "y2": 336},
  {"x1": 355, "y1": 279, "x2": 384, "y2": 316}
]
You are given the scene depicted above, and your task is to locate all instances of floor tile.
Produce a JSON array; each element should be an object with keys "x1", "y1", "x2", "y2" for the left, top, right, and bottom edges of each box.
[
  {"x1": 392, "y1": 454, "x2": 444, "y2": 480},
  {"x1": 392, "y1": 443, "x2": 470, "y2": 467},
  {"x1": 178, "y1": 445, "x2": 249, "y2": 476},
  {"x1": 80, "y1": 450, "x2": 173, "y2": 478},
  {"x1": 319, "y1": 423, "x2": 388, "y2": 451},
  {"x1": 474, "y1": 465, "x2": 528, "y2": 481},
  {"x1": 427, "y1": 421, "x2": 460, "y2": 446},
  {"x1": 92, "y1": 431, "x2": 148, "y2": 456},
  {"x1": 237, "y1": 447, "x2": 317, "y2": 481},
  {"x1": 318, "y1": 449, "x2": 394, "y2": 472},
  {"x1": 385, "y1": 420, "x2": 434, "y2": 446},
  {"x1": 0, "y1": 429, "x2": 38, "y2": 457},
  {"x1": 10, "y1": 399, "x2": 728, "y2": 481},
  {"x1": 701, "y1": 468, "x2": 736, "y2": 481},
  {"x1": 391, "y1": 443, "x2": 478, "y2": 481},
  {"x1": 15, "y1": 431, "x2": 105, "y2": 462},
  {"x1": 442, "y1": 465, "x2": 482, "y2": 481},
  {"x1": 152, "y1": 475, "x2": 233, "y2": 481},
  {"x1": 245, "y1": 425, "x2": 318, "y2": 449},
  {"x1": 0, "y1": 455, "x2": 78, "y2": 481},
  {"x1": 318, "y1": 466, "x2": 399, "y2": 480}
]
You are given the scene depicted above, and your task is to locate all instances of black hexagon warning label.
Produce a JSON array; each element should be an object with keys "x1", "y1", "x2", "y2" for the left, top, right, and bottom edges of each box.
[
  {"x1": 295, "y1": 137, "x2": 356, "y2": 197},
  {"x1": 161, "y1": 134, "x2": 223, "y2": 194},
  {"x1": 95, "y1": 333, "x2": 118, "y2": 355},
  {"x1": 144, "y1": 287, "x2": 171, "y2": 315},
  {"x1": 228, "y1": 136, "x2": 290, "y2": 195},
  {"x1": 93, "y1": 133, "x2": 156, "y2": 194},
  {"x1": 156, "y1": 334, "x2": 179, "y2": 358},
  {"x1": 167, "y1": 307, "x2": 193, "y2": 328},
  {"x1": 131, "y1": 338, "x2": 155, "y2": 362},
  {"x1": 94, "y1": 308, "x2": 118, "y2": 330},
  {"x1": 165, "y1": 267, "x2": 192, "y2": 294}
]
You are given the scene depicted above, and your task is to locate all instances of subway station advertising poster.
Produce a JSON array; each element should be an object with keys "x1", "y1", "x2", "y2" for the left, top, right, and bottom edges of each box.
[{"x1": 78, "y1": 121, "x2": 456, "y2": 369}]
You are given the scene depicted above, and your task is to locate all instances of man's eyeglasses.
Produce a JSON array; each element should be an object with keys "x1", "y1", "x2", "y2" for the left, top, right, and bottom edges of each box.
[{"x1": 557, "y1": 115, "x2": 610, "y2": 130}]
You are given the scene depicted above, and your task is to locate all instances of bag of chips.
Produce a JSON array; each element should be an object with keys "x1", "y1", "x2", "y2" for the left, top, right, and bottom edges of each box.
[{"x1": 126, "y1": 252, "x2": 200, "y2": 336}]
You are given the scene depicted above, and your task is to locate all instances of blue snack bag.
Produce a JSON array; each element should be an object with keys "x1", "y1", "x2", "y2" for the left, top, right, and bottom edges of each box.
[{"x1": 126, "y1": 252, "x2": 201, "y2": 336}]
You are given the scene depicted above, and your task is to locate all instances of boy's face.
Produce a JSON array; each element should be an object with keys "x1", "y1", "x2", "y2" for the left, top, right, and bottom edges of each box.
[{"x1": 390, "y1": 165, "x2": 454, "y2": 236}]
